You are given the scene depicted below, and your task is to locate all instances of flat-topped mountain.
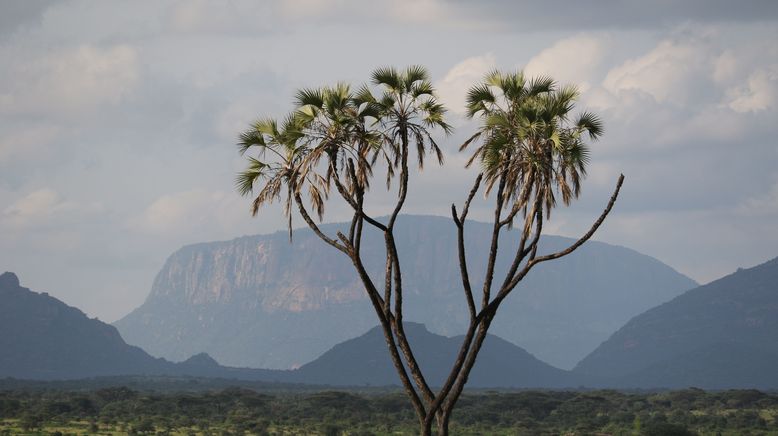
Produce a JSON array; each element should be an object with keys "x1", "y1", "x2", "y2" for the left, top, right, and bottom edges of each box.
[
  {"x1": 574, "y1": 257, "x2": 778, "y2": 389},
  {"x1": 115, "y1": 215, "x2": 696, "y2": 370}
]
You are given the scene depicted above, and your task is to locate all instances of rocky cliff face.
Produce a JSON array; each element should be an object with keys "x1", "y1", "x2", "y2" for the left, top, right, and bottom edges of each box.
[{"x1": 115, "y1": 215, "x2": 697, "y2": 370}]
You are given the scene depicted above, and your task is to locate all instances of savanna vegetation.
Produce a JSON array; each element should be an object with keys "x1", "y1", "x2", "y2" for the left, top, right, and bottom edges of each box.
[{"x1": 2, "y1": 386, "x2": 778, "y2": 435}]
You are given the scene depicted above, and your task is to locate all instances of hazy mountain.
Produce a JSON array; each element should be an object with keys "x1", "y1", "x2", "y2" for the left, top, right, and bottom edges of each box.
[
  {"x1": 0, "y1": 271, "x2": 583, "y2": 387},
  {"x1": 115, "y1": 215, "x2": 696, "y2": 370},
  {"x1": 0, "y1": 271, "x2": 279, "y2": 381},
  {"x1": 0, "y1": 271, "x2": 171, "y2": 379},
  {"x1": 574, "y1": 257, "x2": 778, "y2": 389},
  {"x1": 292, "y1": 322, "x2": 585, "y2": 388}
]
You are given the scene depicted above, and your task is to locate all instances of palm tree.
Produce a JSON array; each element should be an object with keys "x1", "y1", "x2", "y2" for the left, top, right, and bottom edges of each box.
[
  {"x1": 462, "y1": 70, "x2": 603, "y2": 221},
  {"x1": 427, "y1": 71, "x2": 616, "y2": 434},
  {"x1": 235, "y1": 113, "x2": 317, "y2": 240},
  {"x1": 235, "y1": 67, "x2": 623, "y2": 436}
]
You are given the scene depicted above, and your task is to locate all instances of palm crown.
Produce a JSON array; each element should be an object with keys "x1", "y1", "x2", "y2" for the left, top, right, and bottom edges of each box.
[
  {"x1": 236, "y1": 66, "x2": 450, "y2": 234},
  {"x1": 462, "y1": 70, "x2": 603, "y2": 218}
]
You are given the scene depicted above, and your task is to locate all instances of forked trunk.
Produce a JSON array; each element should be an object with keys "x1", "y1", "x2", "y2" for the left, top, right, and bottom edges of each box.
[{"x1": 436, "y1": 412, "x2": 450, "y2": 436}]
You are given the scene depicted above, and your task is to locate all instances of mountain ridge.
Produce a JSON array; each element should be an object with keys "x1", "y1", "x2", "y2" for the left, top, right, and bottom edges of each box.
[
  {"x1": 115, "y1": 214, "x2": 697, "y2": 370},
  {"x1": 0, "y1": 272, "x2": 588, "y2": 388},
  {"x1": 573, "y1": 256, "x2": 778, "y2": 389}
]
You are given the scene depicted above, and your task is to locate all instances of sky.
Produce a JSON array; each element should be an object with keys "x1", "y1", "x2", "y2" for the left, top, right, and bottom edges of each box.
[{"x1": 1, "y1": 0, "x2": 777, "y2": 323}]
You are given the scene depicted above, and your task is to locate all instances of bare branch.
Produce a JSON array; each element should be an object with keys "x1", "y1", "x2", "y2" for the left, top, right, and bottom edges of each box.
[
  {"x1": 293, "y1": 194, "x2": 349, "y2": 256},
  {"x1": 452, "y1": 173, "x2": 482, "y2": 321},
  {"x1": 460, "y1": 173, "x2": 482, "y2": 222},
  {"x1": 480, "y1": 170, "x2": 507, "y2": 309},
  {"x1": 490, "y1": 174, "x2": 624, "y2": 310},
  {"x1": 499, "y1": 193, "x2": 544, "y2": 292}
]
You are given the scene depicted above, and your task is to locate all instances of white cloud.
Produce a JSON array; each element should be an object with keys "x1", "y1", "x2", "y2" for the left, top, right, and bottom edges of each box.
[
  {"x1": 712, "y1": 50, "x2": 738, "y2": 84},
  {"x1": 130, "y1": 190, "x2": 226, "y2": 235},
  {"x1": 3, "y1": 189, "x2": 61, "y2": 222},
  {"x1": 602, "y1": 38, "x2": 710, "y2": 105},
  {"x1": 1, "y1": 188, "x2": 103, "y2": 229},
  {"x1": 129, "y1": 189, "x2": 263, "y2": 239},
  {"x1": 524, "y1": 34, "x2": 609, "y2": 91},
  {"x1": 0, "y1": 44, "x2": 139, "y2": 117},
  {"x1": 726, "y1": 67, "x2": 778, "y2": 113},
  {"x1": 435, "y1": 54, "x2": 497, "y2": 115}
]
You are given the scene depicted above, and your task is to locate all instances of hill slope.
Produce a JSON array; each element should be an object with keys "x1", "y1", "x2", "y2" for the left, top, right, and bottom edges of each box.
[
  {"x1": 292, "y1": 322, "x2": 584, "y2": 388},
  {"x1": 0, "y1": 271, "x2": 171, "y2": 379},
  {"x1": 0, "y1": 272, "x2": 282, "y2": 381},
  {"x1": 574, "y1": 257, "x2": 778, "y2": 389},
  {"x1": 0, "y1": 271, "x2": 586, "y2": 387},
  {"x1": 115, "y1": 215, "x2": 696, "y2": 370}
]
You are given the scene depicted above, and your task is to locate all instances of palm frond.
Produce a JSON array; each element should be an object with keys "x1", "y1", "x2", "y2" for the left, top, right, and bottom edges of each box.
[
  {"x1": 403, "y1": 65, "x2": 428, "y2": 87},
  {"x1": 466, "y1": 84, "x2": 496, "y2": 118},
  {"x1": 372, "y1": 66, "x2": 401, "y2": 90},
  {"x1": 527, "y1": 75, "x2": 554, "y2": 96},
  {"x1": 237, "y1": 129, "x2": 265, "y2": 155},
  {"x1": 295, "y1": 87, "x2": 325, "y2": 109},
  {"x1": 576, "y1": 111, "x2": 603, "y2": 140},
  {"x1": 235, "y1": 157, "x2": 268, "y2": 196}
]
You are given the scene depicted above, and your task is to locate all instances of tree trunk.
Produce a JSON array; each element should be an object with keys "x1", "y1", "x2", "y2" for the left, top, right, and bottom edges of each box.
[{"x1": 420, "y1": 419, "x2": 433, "y2": 436}]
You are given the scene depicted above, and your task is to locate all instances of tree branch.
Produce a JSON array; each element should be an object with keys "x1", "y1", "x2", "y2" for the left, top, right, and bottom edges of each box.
[
  {"x1": 480, "y1": 170, "x2": 507, "y2": 309},
  {"x1": 293, "y1": 194, "x2": 349, "y2": 256},
  {"x1": 452, "y1": 173, "x2": 482, "y2": 321},
  {"x1": 490, "y1": 174, "x2": 625, "y2": 310}
]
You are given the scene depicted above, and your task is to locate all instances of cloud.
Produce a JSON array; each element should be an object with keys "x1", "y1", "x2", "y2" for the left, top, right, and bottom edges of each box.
[
  {"x1": 443, "y1": 0, "x2": 778, "y2": 31},
  {"x1": 130, "y1": 190, "x2": 228, "y2": 236},
  {"x1": 435, "y1": 54, "x2": 496, "y2": 115},
  {"x1": 726, "y1": 67, "x2": 778, "y2": 113},
  {"x1": 602, "y1": 38, "x2": 710, "y2": 106},
  {"x1": 0, "y1": 0, "x2": 63, "y2": 39},
  {"x1": 1, "y1": 188, "x2": 102, "y2": 230},
  {"x1": 0, "y1": 1, "x2": 776, "y2": 322},
  {"x1": 524, "y1": 34, "x2": 609, "y2": 90},
  {"x1": 129, "y1": 189, "x2": 267, "y2": 239},
  {"x1": 0, "y1": 44, "x2": 139, "y2": 117},
  {"x1": 3, "y1": 189, "x2": 62, "y2": 223}
]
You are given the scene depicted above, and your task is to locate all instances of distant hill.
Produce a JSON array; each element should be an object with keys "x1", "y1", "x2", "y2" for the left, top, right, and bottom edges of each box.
[
  {"x1": 292, "y1": 322, "x2": 585, "y2": 388},
  {"x1": 115, "y1": 215, "x2": 696, "y2": 370},
  {"x1": 0, "y1": 271, "x2": 276, "y2": 381},
  {"x1": 574, "y1": 257, "x2": 778, "y2": 389},
  {"x1": 0, "y1": 271, "x2": 589, "y2": 387},
  {"x1": 0, "y1": 271, "x2": 170, "y2": 379}
]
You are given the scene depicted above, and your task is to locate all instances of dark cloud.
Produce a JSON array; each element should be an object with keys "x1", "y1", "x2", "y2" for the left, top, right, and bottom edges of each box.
[
  {"x1": 0, "y1": 0, "x2": 64, "y2": 38},
  {"x1": 447, "y1": 0, "x2": 778, "y2": 30}
]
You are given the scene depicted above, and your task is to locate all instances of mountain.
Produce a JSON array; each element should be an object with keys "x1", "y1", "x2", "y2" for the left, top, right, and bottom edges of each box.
[
  {"x1": 115, "y1": 215, "x2": 696, "y2": 370},
  {"x1": 292, "y1": 322, "x2": 584, "y2": 388},
  {"x1": 0, "y1": 271, "x2": 279, "y2": 381},
  {"x1": 0, "y1": 271, "x2": 172, "y2": 379},
  {"x1": 0, "y1": 271, "x2": 586, "y2": 388},
  {"x1": 573, "y1": 257, "x2": 778, "y2": 389}
]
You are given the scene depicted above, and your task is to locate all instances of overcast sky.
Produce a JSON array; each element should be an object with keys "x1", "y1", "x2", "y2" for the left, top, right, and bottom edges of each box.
[{"x1": 1, "y1": 0, "x2": 777, "y2": 322}]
